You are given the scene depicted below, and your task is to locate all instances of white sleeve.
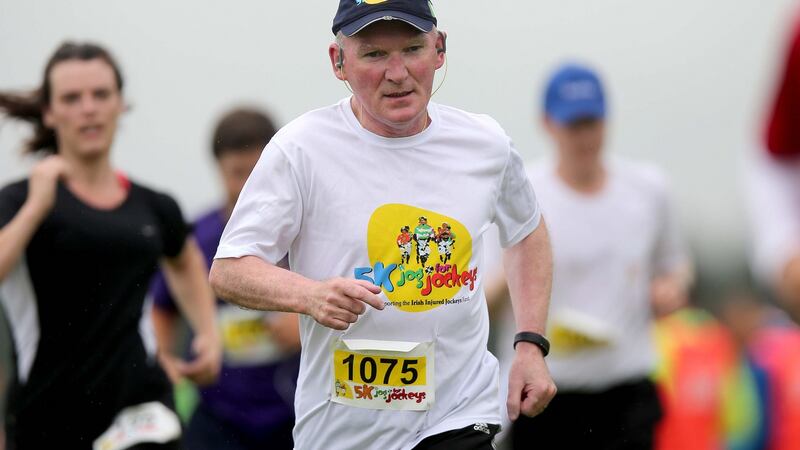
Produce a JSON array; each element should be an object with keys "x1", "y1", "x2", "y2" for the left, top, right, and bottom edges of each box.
[
  {"x1": 493, "y1": 144, "x2": 541, "y2": 248},
  {"x1": 215, "y1": 141, "x2": 303, "y2": 264},
  {"x1": 651, "y1": 173, "x2": 690, "y2": 276},
  {"x1": 745, "y1": 150, "x2": 800, "y2": 286}
]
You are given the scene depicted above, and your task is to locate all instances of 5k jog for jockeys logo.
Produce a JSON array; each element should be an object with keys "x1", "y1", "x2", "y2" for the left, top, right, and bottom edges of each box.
[{"x1": 354, "y1": 204, "x2": 478, "y2": 312}]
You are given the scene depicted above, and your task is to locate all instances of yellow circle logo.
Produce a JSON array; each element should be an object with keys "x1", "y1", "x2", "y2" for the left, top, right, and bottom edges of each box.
[{"x1": 354, "y1": 204, "x2": 477, "y2": 312}]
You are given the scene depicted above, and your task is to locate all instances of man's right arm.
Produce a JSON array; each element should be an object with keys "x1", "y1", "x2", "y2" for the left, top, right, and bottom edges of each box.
[{"x1": 210, "y1": 256, "x2": 385, "y2": 331}]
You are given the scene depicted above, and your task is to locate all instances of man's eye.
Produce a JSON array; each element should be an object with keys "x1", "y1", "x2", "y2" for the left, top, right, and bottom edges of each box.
[
  {"x1": 63, "y1": 94, "x2": 80, "y2": 104},
  {"x1": 364, "y1": 51, "x2": 382, "y2": 58},
  {"x1": 406, "y1": 46, "x2": 424, "y2": 53}
]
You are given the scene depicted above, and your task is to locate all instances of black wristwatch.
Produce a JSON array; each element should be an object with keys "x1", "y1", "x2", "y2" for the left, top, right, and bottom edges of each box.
[{"x1": 513, "y1": 332, "x2": 550, "y2": 357}]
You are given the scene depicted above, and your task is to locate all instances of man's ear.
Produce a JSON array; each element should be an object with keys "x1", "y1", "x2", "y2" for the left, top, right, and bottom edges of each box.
[
  {"x1": 436, "y1": 31, "x2": 447, "y2": 54},
  {"x1": 434, "y1": 31, "x2": 447, "y2": 69},
  {"x1": 329, "y1": 44, "x2": 346, "y2": 81}
]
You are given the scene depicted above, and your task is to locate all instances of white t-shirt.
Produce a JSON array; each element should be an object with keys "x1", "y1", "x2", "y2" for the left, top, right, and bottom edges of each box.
[
  {"x1": 215, "y1": 98, "x2": 540, "y2": 450},
  {"x1": 526, "y1": 158, "x2": 687, "y2": 391}
]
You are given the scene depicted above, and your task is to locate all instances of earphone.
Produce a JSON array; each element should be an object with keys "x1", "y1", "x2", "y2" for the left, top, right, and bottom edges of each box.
[{"x1": 336, "y1": 47, "x2": 353, "y2": 93}]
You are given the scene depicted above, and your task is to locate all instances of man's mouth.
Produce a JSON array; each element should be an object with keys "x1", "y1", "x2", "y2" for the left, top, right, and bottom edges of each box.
[{"x1": 385, "y1": 91, "x2": 413, "y2": 98}]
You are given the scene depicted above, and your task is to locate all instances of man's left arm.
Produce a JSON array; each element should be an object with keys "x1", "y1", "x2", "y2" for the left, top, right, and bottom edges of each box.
[
  {"x1": 650, "y1": 265, "x2": 693, "y2": 317},
  {"x1": 161, "y1": 237, "x2": 222, "y2": 386},
  {"x1": 650, "y1": 173, "x2": 694, "y2": 317},
  {"x1": 503, "y1": 219, "x2": 557, "y2": 421}
]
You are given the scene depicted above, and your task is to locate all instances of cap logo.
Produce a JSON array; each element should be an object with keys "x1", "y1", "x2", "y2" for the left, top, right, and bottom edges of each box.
[
  {"x1": 355, "y1": 0, "x2": 389, "y2": 5},
  {"x1": 559, "y1": 80, "x2": 598, "y2": 101}
]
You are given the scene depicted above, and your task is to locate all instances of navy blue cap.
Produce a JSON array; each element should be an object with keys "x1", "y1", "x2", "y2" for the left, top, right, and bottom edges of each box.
[
  {"x1": 543, "y1": 63, "x2": 606, "y2": 125},
  {"x1": 332, "y1": 0, "x2": 437, "y2": 37}
]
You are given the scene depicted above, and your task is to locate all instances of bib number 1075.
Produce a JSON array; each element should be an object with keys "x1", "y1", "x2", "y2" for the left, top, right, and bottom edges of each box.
[{"x1": 335, "y1": 351, "x2": 426, "y2": 387}]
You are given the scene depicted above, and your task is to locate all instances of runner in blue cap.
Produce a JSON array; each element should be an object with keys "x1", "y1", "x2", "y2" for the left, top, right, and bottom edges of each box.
[{"x1": 510, "y1": 62, "x2": 693, "y2": 449}]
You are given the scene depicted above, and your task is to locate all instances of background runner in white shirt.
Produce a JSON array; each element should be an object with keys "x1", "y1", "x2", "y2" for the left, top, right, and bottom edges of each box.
[
  {"x1": 508, "y1": 63, "x2": 693, "y2": 450},
  {"x1": 746, "y1": 13, "x2": 800, "y2": 323},
  {"x1": 209, "y1": 1, "x2": 556, "y2": 449}
]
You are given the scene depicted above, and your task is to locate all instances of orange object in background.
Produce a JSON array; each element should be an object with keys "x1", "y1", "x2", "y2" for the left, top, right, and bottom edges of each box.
[
  {"x1": 654, "y1": 309, "x2": 735, "y2": 450},
  {"x1": 653, "y1": 308, "x2": 766, "y2": 450},
  {"x1": 750, "y1": 326, "x2": 800, "y2": 450}
]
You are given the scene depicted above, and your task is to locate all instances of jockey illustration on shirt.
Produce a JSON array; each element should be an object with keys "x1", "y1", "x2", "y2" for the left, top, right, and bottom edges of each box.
[
  {"x1": 413, "y1": 216, "x2": 434, "y2": 267},
  {"x1": 397, "y1": 225, "x2": 412, "y2": 265},
  {"x1": 435, "y1": 222, "x2": 456, "y2": 264}
]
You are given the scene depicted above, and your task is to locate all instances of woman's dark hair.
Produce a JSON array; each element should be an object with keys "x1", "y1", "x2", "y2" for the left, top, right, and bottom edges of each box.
[
  {"x1": 212, "y1": 108, "x2": 278, "y2": 159},
  {"x1": 0, "y1": 41, "x2": 124, "y2": 155}
]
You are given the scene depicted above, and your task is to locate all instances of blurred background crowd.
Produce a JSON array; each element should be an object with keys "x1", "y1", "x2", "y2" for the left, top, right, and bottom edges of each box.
[{"x1": 3, "y1": 1, "x2": 800, "y2": 449}]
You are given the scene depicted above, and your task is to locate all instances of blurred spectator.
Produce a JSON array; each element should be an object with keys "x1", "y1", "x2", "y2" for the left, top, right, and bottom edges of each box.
[
  {"x1": 724, "y1": 294, "x2": 800, "y2": 450},
  {"x1": 150, "y1": 107, "x2": 300, "y2": 450},
  {"x1": 509, "y1": 63, "x2": 693, "y2": 449},
  {"x1": 746, "y1": 14, "x2": 800, "y2": 446},
  {"x1": 653, "y1": 306, "x2": 768, "y2": 450},
  {"x1": 747, "y1": 13, "x2": 800, "y2": 322}
]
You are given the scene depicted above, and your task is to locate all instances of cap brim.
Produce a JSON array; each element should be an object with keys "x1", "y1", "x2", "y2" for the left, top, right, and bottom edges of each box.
[
  {"x1": 341, "y1": 11, "x2": 434, "y2": 36},
  {"x1": 550, "y1": 102, "x2": 606, "y2": 125}
]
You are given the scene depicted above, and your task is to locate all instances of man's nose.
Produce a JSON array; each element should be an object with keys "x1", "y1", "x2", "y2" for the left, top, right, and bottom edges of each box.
[{"x1": 384, "y1": 54, "x2": 409, "y2": 83}]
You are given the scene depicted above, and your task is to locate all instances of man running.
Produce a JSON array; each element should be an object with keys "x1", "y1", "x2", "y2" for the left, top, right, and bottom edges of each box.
[{"x1": 210, "y1": 2, "x2": 556, "y2": 449}]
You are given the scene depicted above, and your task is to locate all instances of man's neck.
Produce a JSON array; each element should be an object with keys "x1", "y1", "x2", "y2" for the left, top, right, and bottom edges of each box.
[{"x1": 350, "y1": 97, "x2": 430, "y2": 138}]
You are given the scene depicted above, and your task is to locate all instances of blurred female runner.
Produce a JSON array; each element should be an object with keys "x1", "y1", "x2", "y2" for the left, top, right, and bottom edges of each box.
[{"x1": 0, "y1": 42, "x2": 221, "y2": 450}]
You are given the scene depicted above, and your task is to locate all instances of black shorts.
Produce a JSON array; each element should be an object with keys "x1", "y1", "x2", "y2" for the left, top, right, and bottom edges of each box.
[
  {"x1": 182, "y1": 403, "x2": 294, "y2": 450},
  {"x1": 511, "y1": 378, "x2": 662, "y2": 450},
  {"x1": 414, "y1": 423, "x2": 501, "y2": 450}
]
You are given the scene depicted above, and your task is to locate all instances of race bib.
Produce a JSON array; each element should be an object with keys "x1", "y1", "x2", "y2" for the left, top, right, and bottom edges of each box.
[
  {"x1": 219, "y1": 306, "x2": 282, "y2": 366},
  {"x1": 549, "y1": 309, "x2": 617, "y2": 354},
  {"x1": 93, "y1": 402, "x2": 180, "y2": 450},
  {"x1": 331, "y1": 339, "x2": 434, "y2": 411}
]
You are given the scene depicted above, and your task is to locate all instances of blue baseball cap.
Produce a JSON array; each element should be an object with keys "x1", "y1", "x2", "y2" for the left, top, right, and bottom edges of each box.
[
  {"x1": 543, "y1": 63, "x2": 606, "y2": 125},
  {"x1": 332, "y1": 0, "x2": 437, "y2": 37}
]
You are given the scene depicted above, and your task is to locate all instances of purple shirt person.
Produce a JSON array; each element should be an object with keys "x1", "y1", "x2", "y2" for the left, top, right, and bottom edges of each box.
[{"x1": 150, "y1": 108, "x2": 300, "y2": 450}]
